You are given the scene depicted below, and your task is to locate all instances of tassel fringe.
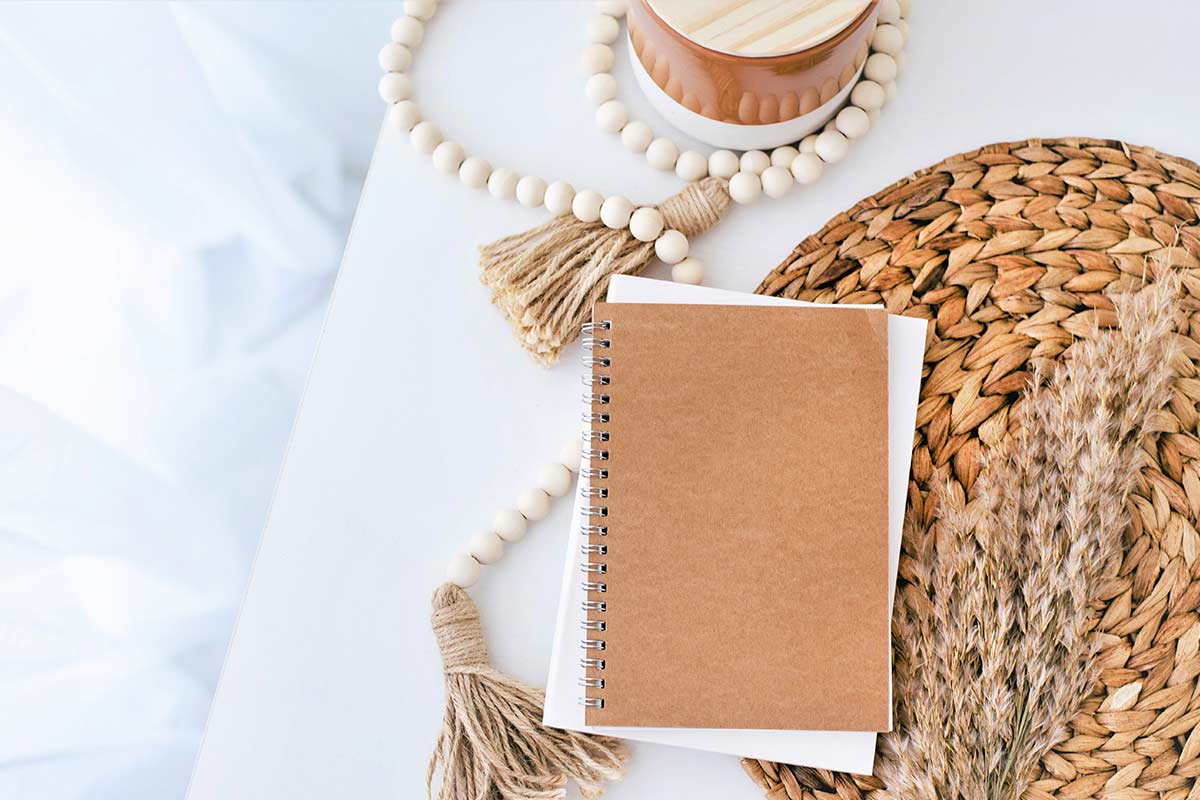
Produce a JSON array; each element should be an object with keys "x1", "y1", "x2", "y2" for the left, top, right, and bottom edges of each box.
[
  {"x1": 480, "y1": 176, "x2": 731, "y2": 364},
  {"x1": 427, "y1": 583, "x2": 629, "y2": 800}
]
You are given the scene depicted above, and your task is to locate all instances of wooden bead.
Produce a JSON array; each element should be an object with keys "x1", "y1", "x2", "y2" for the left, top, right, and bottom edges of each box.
[
  {"x1": 378, "y1": 72, "x2": 411, "y2": 103},
  {"x1": 600, "y1": 195, "x2": 634, "y2": 229},
  {"x1": 538, "y1": 463, "x2": 573, "y2": 497},
  {"x1": 587, "y1": 14, "x2": 620, "y2": 43},
  {"x1": 487, "y1": 167, "x2": 519, "y2": 200},
  {"x1": 518, "y1": 488, "x2": 551, "y2": 521},
  {"x1": 771, "y1": 146, "x2": 799, "y2": 167},
  {"x1": 878, "y1": 0, "x2": 901, "y2": 23},
  {"x1": 378, "y1": 42, "x2": 413, "y2": 73},
  {"x1": 468, "y1": 532, "x2": 505, "y2": 565},
  {"x1": 729, "y1": 171, "x2": 762, "y2": 204},
  {"x1": 864, "y1": 52, "x2": 898, "y2": 83},
  {"x1": 646, "y1": 137, "x2": 679, "y2": 171},
  {"x1": 708, "y1": 149, "x2": 740, "y2": 179},
  {"x1": 836, "y1": 106, "x2": 871, "y2": 139},
  {"x1": 404, "y1": 0, "x2": 437, "y2": 20},
  {"x1": 872, "y1": 23, "x2": 904, "y2": 54},
  {"x1": 884, "y1": 81, "x2": 897, "y2": 103},
  {"x1": 582, "y1": 43, "x2": 615, "y2": 74},
  {"x1": 629, "y1": 207, "x2": 664, "y2": 242},
  {"x1": 893, "y1": 51, "x2": 907, "y2": 75},
  {"x1": 572, "y1": 190, "x2": 604, "y2": 223},
  {"x1": 595, "y1": 100, "x2": 629, "y2": 133},
  {"x1": 597, "y1": 0, "x2": 626, "y2": 15},
  {"x1": 516, "y1": 175, "x2": 547, "y2": 208},
  {"x1": 621, "y1": 121, "x2": 653, "y2": 153},
  {"x1": 544, "y1": 181, "x2": 576, "y2": 215},
  {"x1": 410, "y1": 121, "x2": 442, "y2": 154},
  {"x1": 390, "y1": 16, "x2": 424, "y2": 47},
  {"x1": 586, "y1": 73, "x2": 617, "y2": 105},
  {"x1": 458, "y1": 156, "x2": 491, "y2": 188},
  {"x1": 761, "y1": 165, "x2": 793, "y2": 198},
  {"x1": 446, "y1": 553, "x2": 481, "y2": 588},
  {"x1": 850, "y1": 80, "x2": 886, "y2": 112},
  {"x1": 559, "y1": 438, "x2": 583, "y2": 470},
  {"x1": 432, "y1": 141, "x2": 464, "y2": 175},
  {"x1": 739, "y1": 150, "x2": 770, "y2": 175},
  {"x1": 493, "y1": 509, "x2": 528, "y2": 542},
  {"x1": 815, "y1": 130, "x2": 850, "y2": 163},
  {"x1": 655, "y1": 230, "x2": 689, "y2": 264},
  {"x1": 389, "y1": 101, "x2": 420, "y2": 131},
  {"x1": 671, "y1": 257, "x2": 704, "y2": 285},
  {"x1": 895, "y1": 18, "x2": 910, "y2": 38},
  {"x1": 798, "y1": 134, "x2": 818, "y2": 154},
  {"x1": 675, "y1": 150, "x2": 708, "y2": 181},
  {"x1": 790, "y1": 151, "x2": 824, "y2": 185}
]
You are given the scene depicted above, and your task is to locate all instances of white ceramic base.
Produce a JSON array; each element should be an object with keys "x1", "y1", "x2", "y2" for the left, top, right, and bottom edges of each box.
[{"x1": 630, "y1": 41, "x2": 861, "y2": 151}]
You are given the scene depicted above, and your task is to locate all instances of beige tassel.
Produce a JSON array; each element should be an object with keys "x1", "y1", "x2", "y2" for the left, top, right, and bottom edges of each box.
[
  {"x1": 427, "y1": 583, "x2": 628, "y2": 800},
  {"x1": 480, "y1": 176, "x2": 732, "y2": 364}
]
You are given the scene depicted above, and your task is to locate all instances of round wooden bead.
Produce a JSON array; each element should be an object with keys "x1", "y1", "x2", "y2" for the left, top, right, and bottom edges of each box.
[
  {"x1": 729, "y1": 171, "x2": 762, "y2": 204},
  {"x1": 390, "y1": 16, "x2": 424, "y2": 47},
  {"x1": 518, "y1": 488, "x2": 551, "y2": 521},
  {"x1": 493, "y1": 509, "x2": 528, "y2": 542},
  {"x1": 572, "y1": 190, "x2": 604, "y2": 223},
  {"x1": 544, "y1": 181, "x2": 576, "y2": 215},
  {"x1": 596, "y1": 100, "x2": 629, "y2": 133},
  {"x1": 389, "y1": 101, "x2": 420, "y2": 131},
  {"x1": 872, "y1": 23, "x2": 904, "y2": 54},
  {"x1": 836, "y1": 106, "x2": 871, "y2": 139},
  {"x1": 487, "y1": 167, "x2": 519, "y2": 200},
  {"x1": 378, "y1": 72, "x2": 411, "y2": 103},
  {"x1": 538, "y1": 463, "x2": 574, "y2": 497},
  {"x1": 814, "y1": 130, "x2": 850, "y2": 163},
  {"x1": 629, "y1": 207, "x2": 664, "y2": 242},
  {"x1": 893, "y1": 51, "x2": 907, "y2": 75},
  {"x1": 516, "y1": 175, "x2": 547, "y2": 208},
  {"x1": 884, "y1": 81, "x2": 897, "y2": 103},
  {"x1": 761, "y1": 165, "x2": 793, "y2": 198},
  {"x1": 378, "y1": 42, "x2": 413, "y2": 73},
  {"x1": 621, "y1": 121, "x2": 654, "y2": 153},
  {"x1": 404, "y1": 0, "x2": 437, "y2": 20},
  {"x1": 585, "y1": 73, "x2": 617, "y2": 105},
  {"x1": 559, "y1": 438, "x2": 583, "y2": 470},
  {"x1": 446, "y1": 553, "x2": 481, "y2": 588},
  {"x1": 655, "y1": 229, "x2": 689, "y2": 264},
  {"x1": 850, "y1": 80, "x2": 886, "y2": 112},
  {"x1": 671, "y1": 257, "x2": 704, "y2": 285},
  {"x1": 597, "y1": 0, "x2": 626, "y2": 16},
  {"x1": 878, "y1": 0, "x2": 901, "y2": 23},
  {"x1": 458, "y1": 156, "x2": 491, "y2": 188},
  {"x1": 675, "y1": 150, "x2": 708, "y2": 181},
  {"x1": 708, "y1": 149, "x2": 740, "y2": 179},
  {"x1": 771, "y1": 146, "x2": 799, "y2": 167},
  {"x1": 739, "y1": 150, "x2": 770, "y2": 175},
  {"x1": 410, "y1": 121, "x2": 442, "y2": 155},
  {"x1": 646, "y1": 137, "x2": 679, "y2": 171},
  {"x1": 588, "y1": 14, "x2": 620, "y2": 43},
  {"x1": 864, "y1": 52, "x2": 898, "y2": 83},
  {"x1": 600, "y1": 195, "x2": 634, "y2": 229},
  {"x1": 432, "y1": 141, "x2": 464, "y2": 175},
  {"x1": 582, "y1": 43, "x2": 615, "y2": 74},
  {"x1": 895, "y1": 18, "x2": 910, "y2": 37},
  {"x1": 790, "y1": 151, "x2": 824, "y2": 185},
  {"x1": 798, "y1": 134, "x2": 818, "y2": 154},
  {"x1": 468, "y1": 532, "x2": 505, "y2": 565}
]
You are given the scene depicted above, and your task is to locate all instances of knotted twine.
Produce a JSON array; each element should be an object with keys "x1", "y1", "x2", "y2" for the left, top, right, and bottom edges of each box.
[
  {"x1": 480, "y1": 176, "x2": 733, "y2": 364},
  {"x1": 428, "y1": 583, "x2": 628, "y2": 800}
]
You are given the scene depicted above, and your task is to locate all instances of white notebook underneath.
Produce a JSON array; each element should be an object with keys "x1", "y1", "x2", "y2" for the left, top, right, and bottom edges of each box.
[{"x1": 541, "y1": 275, "x2": 927, "y2": 774}]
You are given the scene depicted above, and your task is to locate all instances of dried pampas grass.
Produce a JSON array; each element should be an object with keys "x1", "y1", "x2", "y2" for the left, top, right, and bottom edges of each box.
[{"x1": 881, "y1": 275, "x2": 1184, "y2": 800}]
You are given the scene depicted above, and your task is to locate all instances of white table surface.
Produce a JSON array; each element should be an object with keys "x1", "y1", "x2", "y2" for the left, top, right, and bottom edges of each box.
[{"x1": 186, "y1": 2, "x2": 1200, "y2": 798}]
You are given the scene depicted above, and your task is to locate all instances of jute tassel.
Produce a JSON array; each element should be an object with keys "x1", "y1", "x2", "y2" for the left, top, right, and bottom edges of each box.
[
  {"x1": 479, "y1": 176, "x2": 732, "y2": 364},
  {"x1": 427, "y1": 583, "x2": 628, "y2": 800}
]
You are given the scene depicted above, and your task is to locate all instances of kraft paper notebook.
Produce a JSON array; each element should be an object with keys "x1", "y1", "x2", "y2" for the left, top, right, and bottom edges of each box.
[{"x1": 576, "y1": 299, "x2": 890, "y2": 730}]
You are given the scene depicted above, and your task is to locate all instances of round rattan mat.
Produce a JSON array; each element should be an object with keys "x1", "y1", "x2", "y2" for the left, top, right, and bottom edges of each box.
[{"x1": 743, "y1": 138, "x2": 1200, "y2": 800}]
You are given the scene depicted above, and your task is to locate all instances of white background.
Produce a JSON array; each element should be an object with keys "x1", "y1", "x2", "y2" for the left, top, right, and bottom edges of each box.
[{"x1": 4, "y1": 2, "x2": 1200, "y2": 800}]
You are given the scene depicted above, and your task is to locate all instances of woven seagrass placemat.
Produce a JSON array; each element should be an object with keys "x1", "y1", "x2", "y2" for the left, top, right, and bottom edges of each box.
[{"x1": 743, "y1": 137, "x2": 1200, "y2": 800}]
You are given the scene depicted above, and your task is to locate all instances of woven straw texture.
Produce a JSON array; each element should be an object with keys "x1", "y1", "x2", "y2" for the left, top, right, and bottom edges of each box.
[{"x1": 744, "y1": 138, "x2": 1200, "y2": 800}]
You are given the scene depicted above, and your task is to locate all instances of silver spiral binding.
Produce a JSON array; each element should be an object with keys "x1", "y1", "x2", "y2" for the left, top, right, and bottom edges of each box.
[{"x1": 580, "y1": 319, "x2": 612, "y2": 711}]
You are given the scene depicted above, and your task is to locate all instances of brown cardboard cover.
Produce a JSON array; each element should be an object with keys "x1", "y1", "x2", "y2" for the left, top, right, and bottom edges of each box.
[{"x1": 584, "y1": 302, "x2": 889, "y2": 730}]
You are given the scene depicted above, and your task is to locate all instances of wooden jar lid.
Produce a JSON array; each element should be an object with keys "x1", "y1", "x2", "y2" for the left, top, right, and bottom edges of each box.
[{"x1": 645, "y1": 0, "x2": 873, "y2": 57}]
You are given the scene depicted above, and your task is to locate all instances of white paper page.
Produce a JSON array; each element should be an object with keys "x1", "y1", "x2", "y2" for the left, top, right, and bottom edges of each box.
[{"x1": 543, "y1": 275, "x2": 927, "y2": 774}]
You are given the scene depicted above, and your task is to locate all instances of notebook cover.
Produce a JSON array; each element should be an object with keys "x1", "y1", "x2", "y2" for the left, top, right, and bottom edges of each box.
[{"x1": 583, "y1": 302, "x2": 889, "y2": 729}]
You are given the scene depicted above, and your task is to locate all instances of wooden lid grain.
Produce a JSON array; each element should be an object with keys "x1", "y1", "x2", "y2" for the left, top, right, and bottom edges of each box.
[{"x1": 645, "y1": 0, "x2": 873, "y2": 57}]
